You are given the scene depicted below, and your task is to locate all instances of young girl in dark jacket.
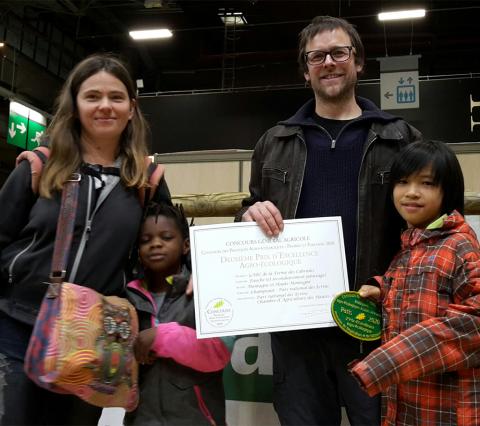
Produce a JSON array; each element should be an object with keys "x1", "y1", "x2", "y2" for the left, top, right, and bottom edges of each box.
[{"x1": 125, "y1": 202, "x2": 230, "y2": 426}]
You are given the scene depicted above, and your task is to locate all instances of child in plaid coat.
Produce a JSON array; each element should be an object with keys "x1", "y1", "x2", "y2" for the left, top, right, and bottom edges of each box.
[{"x1": 350, "y1": 140, "x2": 480, "y2": 426}]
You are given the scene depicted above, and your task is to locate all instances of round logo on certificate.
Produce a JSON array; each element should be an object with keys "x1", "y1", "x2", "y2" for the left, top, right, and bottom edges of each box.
[
  {"x1": 331, "y1": 291, "x2": 381, "y2": 341},
  {"x1": 205, "y1": 298, "x2": 233, "y2": 328}
]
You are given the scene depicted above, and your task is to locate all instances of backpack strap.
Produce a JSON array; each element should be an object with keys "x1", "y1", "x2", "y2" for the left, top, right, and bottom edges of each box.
[
  {"x1": 138, "y1": 157, "x2": 165, "y2": 207},
  {"x1": 15, "y1": 146, "x2": 51, "y2": 195},
  {"x1": 16, "y1": 149, "x2": 164, "y2": 205}
]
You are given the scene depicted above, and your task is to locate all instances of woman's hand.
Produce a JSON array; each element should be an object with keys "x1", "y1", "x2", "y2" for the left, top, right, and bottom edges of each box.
[
  {"x1": 134, "y1": 328, "x2": 157, "y2": 365},
  {"x1": 358, "y1": 285, "x2": 381, "y2": 302}
]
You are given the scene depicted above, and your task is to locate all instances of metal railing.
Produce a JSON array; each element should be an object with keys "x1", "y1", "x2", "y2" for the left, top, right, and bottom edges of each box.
[{"x1": 172, "y1": 192, "x2": 480, "y2": 217}]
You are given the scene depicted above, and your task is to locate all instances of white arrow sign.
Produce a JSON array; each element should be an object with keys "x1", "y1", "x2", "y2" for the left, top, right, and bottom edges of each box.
[
  {"x1": 16, "y1": 122, "x2": 27, "y2": 134},
  {"x1": 8, "y1": 122, "x2": 16, "y2": 138}
]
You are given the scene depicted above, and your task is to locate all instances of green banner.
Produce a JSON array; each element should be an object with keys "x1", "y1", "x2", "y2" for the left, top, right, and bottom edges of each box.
[{"x1": 222, "y1": 334, "x2": 273, "y2": 403}]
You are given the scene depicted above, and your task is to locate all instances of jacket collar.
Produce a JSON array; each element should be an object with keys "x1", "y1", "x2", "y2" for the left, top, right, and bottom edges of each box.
[
  {"x1": 127, "y1": 265, "x2": 190, "y2": 300},
  {"x1": 401, "y1": 210, "x2": 469, "y2": 248},
  {"x1": 273, "y1": 96, "x2": 402, "y2": 140},
  {"x1": 168, "y1": 265, "x2": 190, "y2": 295},
  {"x1": 280, "y1": 97, "x2": 398, "y2": 126}
]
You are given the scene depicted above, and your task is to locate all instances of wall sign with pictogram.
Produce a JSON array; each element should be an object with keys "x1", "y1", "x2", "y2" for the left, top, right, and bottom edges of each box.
[
  {"x1": 380, "y1": 70, "x2": 419, "y2": 110},
  {"x1": 377, "y1": 55, "x2": 421, "y2": 111},
  {"x1": 6, "y1": 101, "x2": 47, "y2": 149}
]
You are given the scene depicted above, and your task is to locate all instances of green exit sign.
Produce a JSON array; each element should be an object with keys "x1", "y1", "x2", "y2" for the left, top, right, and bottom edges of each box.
[{"x1": 7, "y1": 101, "x2": 47, "y2": 149}]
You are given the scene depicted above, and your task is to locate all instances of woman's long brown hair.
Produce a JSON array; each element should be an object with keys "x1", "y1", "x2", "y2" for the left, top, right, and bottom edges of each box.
[{"x1": 39, "y1": 53, "x2": 151, "y2": 198}]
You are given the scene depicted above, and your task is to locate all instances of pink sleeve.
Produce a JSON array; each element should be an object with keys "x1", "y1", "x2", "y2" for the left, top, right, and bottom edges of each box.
[{"x1": 151, "y1": 322, "x2": 230, "y2": 372}]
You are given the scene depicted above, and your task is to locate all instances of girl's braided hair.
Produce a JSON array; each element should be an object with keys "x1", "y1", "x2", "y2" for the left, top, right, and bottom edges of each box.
[
  {"x1": 128, "y1": 202, "x2": 191, "y2": 279},
  {"x1": 142, "y1": 201, "x2": 189, "y2": 240},
  {"x1": 137, "y1": 201, "x2": 191, "y2": 272}
]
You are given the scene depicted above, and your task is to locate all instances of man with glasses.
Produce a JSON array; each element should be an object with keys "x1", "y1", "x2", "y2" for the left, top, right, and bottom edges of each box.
[{"x1": 237, "y1": 16, "x2": 421, "y2": 426}]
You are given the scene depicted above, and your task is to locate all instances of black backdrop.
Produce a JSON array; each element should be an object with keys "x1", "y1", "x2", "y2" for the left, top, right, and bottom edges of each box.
[{"x1": 139, "y1": 77, "x2": 480, "y2": 154}]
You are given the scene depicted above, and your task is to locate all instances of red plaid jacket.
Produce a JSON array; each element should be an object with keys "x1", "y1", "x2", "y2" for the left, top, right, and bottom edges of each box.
[{"x1": 351, "y1": 211, "x2": 480, "y2": 426}]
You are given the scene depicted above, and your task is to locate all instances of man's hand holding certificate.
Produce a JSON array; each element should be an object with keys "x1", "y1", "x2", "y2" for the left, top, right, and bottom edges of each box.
[{"x1": 190, "y1": 217, "x2": 349, "y2": 338}]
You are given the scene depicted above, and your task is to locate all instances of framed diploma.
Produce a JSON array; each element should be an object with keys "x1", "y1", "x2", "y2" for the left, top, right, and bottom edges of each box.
[{"x1": 190, "y1": 217, "x2": 349, "y2": 338}]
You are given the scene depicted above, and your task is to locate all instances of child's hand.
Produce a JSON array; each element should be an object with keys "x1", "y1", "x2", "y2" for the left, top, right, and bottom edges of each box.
[
  {"x1": 134, "y1": 328, "x2": 157, "y2": 365},
  {"x1": 358, "y1": 285, "x2": 381, "y2": 302}
]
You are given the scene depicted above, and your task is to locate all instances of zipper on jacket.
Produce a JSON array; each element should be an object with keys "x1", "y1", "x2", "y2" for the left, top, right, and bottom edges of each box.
[
  {"x1": 8, "y1": 232, "x2": 37, "y2": 284},
  {"x1": 158, "y1": 295, "x2": 177, "y2": 322},
  {"x1": 68, "y1": 174, "x2": 120, "y2": 282},
  {"x1": 330, "y1": 117, "x2": 364, "y2": 150},
  {"x1": 314, "y1": 124, "x2": 335, "y2": 149},
  {"x1": 292, "y1": 133, "x2": 307, "y2": 218},
  {"x1": 292, "y1": 118, "x2": 360, "y2": 217},
  {"x1": 264, "y1": 167, "x2": 288, "y2": 184},
  {"x1": 354, "y1": 134, "x2": 378, "y2": 291},
  {"x1": 379, "y1": 171, "x2": 390, "y2": 184},
  {"x1": 193, "y1": 385, "x2": 217, "y2": 426},
  {"x1": 316, "y1": 117, "x2": 363, "y2": 150},
  {"x1": 69, "y1": 177, "x2": 93, "y2": 282},
  {"x1": 355, "y1": 135, "x2": 378, "y2": 356},
  {"x1": 82, "y1": 219, "x2": 93, "y2": 243}
]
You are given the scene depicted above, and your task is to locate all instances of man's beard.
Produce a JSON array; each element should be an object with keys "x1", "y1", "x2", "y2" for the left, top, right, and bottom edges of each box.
[{"x1": 312, "y1": 76, "x2": 357, "y2": 103}]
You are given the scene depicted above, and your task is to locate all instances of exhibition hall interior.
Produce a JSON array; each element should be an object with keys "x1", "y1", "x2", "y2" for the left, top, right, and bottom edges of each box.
[
  {"x1": 0, "y1": 3, "x2": 479, "y2": 426},
  {"x1": 0, "y1": 0, "x2": 478, "y2": 99},
  {"x1": 1, "y1": 0, "x2": 479, "y2": 216},
  {"x1": 0, "y1": 0, "x2": 479, "y2": 191},
  {"x1": 1, "y1": 0, "x2": 479, "y2": 201}
]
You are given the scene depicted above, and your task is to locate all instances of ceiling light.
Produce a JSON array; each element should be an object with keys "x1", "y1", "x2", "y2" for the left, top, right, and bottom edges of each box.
[
  {"x1": 144, "y1": 0, "x2": 163, "y2": 8},
  {"x1": 378, "y1": 9, "x2": 426, "y2": 21},
  {"x1": 129, "y1": 29, "x2": 173, "y2": 40},
  {"x1": 218, "y1": 11, "x2": 247, "y2": 26}
]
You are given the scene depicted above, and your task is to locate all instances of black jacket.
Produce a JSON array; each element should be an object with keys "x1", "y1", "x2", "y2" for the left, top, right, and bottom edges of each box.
[
  {"x1": 0, "y1": 160, "x2": 171, "y2": 326},
  {"x1": 125, "y1": 270, "x2": 228, "y2": 426},
  {"x1": 237, "y1": 97, "x2": 422, "y2": 289}
]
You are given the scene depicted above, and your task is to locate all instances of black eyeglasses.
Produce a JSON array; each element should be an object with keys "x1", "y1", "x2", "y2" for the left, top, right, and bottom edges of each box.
[{"x1": 304, "y1": 46, "x2": 353, "y2": 66}]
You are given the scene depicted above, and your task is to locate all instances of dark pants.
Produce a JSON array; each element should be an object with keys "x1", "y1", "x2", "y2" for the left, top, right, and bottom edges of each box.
[
  {"x1": 0, "y1": 314, "x2": 102, "y2": 426},
  {"x1": 271, "y1": 327, "x2": 380, "y2": 426}
]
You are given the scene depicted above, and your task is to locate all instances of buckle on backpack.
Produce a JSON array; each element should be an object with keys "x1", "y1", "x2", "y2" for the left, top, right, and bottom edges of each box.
[
  {"x1": 46, "y1": 282, "x2": 61, "y2": 298},
  {"x1": 68, "y1": 173, "x2": 81, "y2": 182},
  {"x1": 49, "y1": 270, "x2": 66, "y2": 283}
]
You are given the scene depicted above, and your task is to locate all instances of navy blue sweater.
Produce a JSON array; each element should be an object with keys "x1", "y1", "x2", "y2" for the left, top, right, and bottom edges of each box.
[{"x1": 280, "y1": 97, "x2": 400, "y2": 286}]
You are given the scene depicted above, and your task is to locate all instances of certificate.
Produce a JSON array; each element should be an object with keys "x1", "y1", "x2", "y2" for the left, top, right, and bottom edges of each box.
[{"x1": 190, "y1": 217, "x2": 349, "y2": 338}]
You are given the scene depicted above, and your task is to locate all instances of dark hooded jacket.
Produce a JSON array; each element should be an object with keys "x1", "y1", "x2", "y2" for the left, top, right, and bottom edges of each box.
[
  {"x1": 0, "y1": 160, "x2": 170, "y2": 329},
  {"x1": 125, "y1": 268, "x2": 229, "y2": 426}
]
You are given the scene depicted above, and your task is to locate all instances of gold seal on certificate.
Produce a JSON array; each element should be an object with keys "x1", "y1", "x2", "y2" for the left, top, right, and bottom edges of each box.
[{"x1": 205, "y1": 298, "x2": 234, "y2": 327}]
